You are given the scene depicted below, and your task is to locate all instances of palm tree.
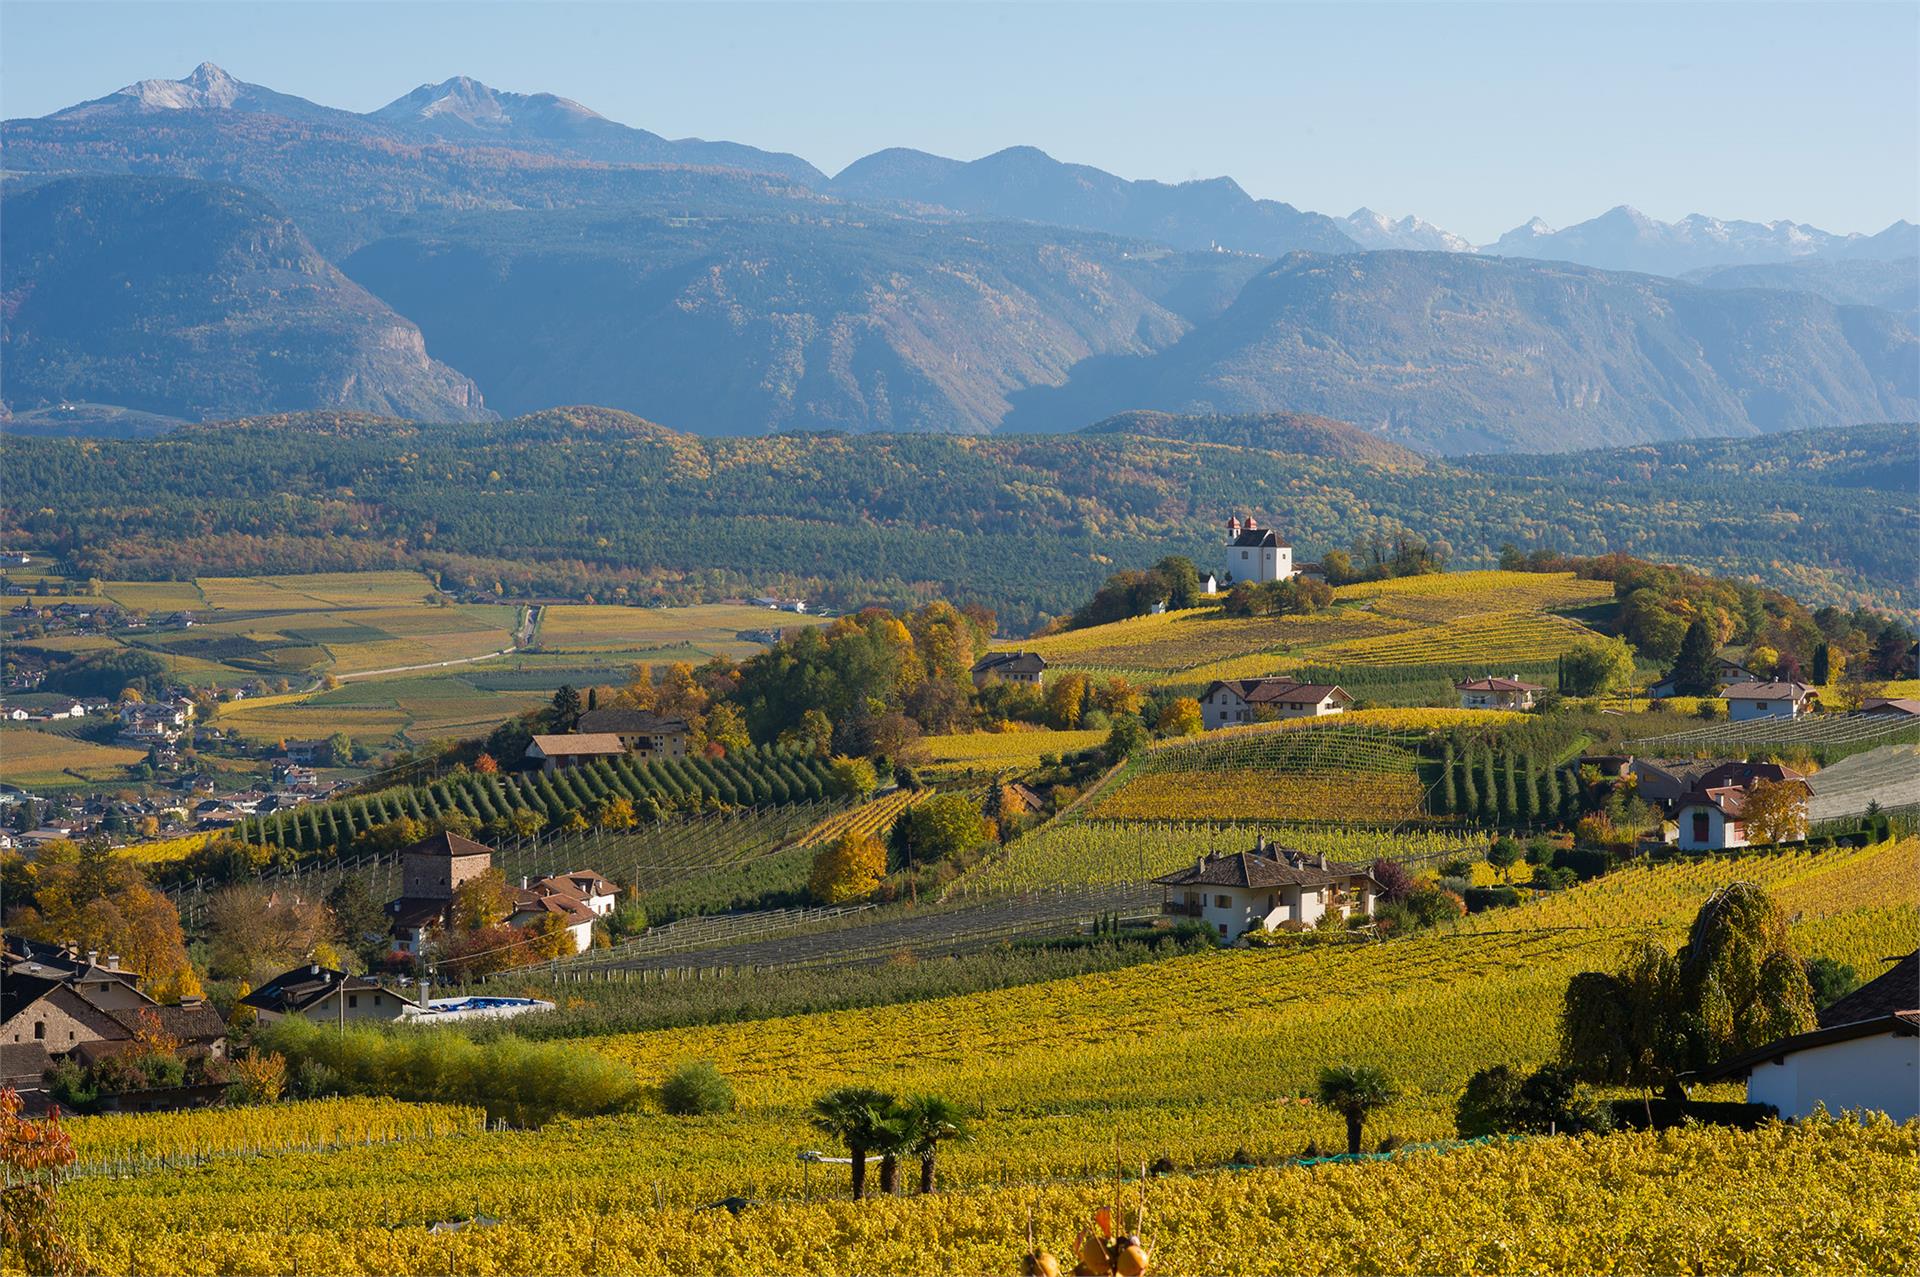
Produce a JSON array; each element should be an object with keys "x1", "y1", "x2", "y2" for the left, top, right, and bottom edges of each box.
[
  {"x1": 808, "y1": 1086, "x2": 894, "y2": 1200},
  {"x1": 1317, "y1": 1063, "x2": 1398, "y2": 1155},
  {"x1": 898, "y1": 1094, "x2": 972, "y2": 1194}
]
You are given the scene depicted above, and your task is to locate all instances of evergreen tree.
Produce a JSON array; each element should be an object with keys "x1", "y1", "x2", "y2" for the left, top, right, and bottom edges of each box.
[
  {"x1": 1517, "y1": 753, "x2": 1539, "y2": 825},
  {"x1": 1438, "y1": 746, "x2": 1458, "y2": 815},
  {"x1": 1500, "y1": 752, "x2": 1520, "y2": 825},
  {"x1": 1460, "y1": 750, "x2": 1480, "y2": 821},
  {"x1": 1670, "y1": 620, "x2": 1719, "y2": 696},
  {"x1": 1811, "y1": 642, "x2": 1832, "y2": 685},
  {"x1": 1479, "y1": 751, "x2": 1499, "y2": 823}
]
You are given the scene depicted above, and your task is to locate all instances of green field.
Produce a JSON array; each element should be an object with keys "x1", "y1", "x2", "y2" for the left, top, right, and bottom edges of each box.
[{"x1": 534, "y1": 602, "x2": 828, "y2": 660}]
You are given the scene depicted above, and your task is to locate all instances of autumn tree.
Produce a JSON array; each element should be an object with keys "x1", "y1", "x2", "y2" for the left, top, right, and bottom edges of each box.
[
  {"x1": 809, "y1": 832, "x2": 887, "y2": 904},
  {"x1": 0, "y1": 1088, "x2": 76, "y2": 1275},
  {"x1": 1045, "y1": 672, "x2": 1090, "y2": 729},
  {"x1": 5, "y1": 840, "x2": 202, "y2": 1001},
  {"x1": 595, "y1": 796, "x2": 638, "y2": 831},
  {"x1": 1558, "y1": 636, "x2": 1636, "y2": 697},
  {"x1": 206, "y1": 883, "x2": 342, "y2": 983},
  {"x1": 829, "y1": 756, "x2": 879, "y2": 800},
  {"x1": 1743, "y1": 780, "x2": 1809, "y2": 846},
  {"x1": 451, "y1": 868, "x2": 513, "y2": 933},
  {"x1": 1156, "y1": 697, "x2": 1203, "y2": 737}
]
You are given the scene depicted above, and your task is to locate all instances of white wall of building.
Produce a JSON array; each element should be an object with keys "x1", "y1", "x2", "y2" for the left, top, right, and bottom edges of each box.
[
  {"x1": 1744, "y1": 1031, "x2": 1919, "y2": 1121},
  {"x1": 1730, "y1": 697, "x2": 1798, "y2": 722},
  {"x1": 1677, "y1": 803, "x2": 1745, "y2": 851}
]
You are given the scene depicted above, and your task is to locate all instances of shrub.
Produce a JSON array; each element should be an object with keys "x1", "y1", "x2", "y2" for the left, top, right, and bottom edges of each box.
[
  {"x1": 1556, "y1": 846, "x2": 1616, "y2": 881},
  {"x1": 659, "y1": 1061, "x2": 736, "y2": 1116},
  {"x1": 1463, "y1": 885, "x2": 1522, "y2": 913}
]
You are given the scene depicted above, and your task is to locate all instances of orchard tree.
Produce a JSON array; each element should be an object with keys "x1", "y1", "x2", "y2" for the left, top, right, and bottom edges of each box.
[{"x1": 809, "y1": 833, "x2": 887, "y2": 904}]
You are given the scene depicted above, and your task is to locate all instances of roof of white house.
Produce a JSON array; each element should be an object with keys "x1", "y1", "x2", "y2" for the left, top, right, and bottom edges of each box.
[
  {"x1": 1455, "y1": 676, "x2": 1545, "y2": 693},
  {"x1": 1152, "y1": 840, "x2": 1374, "y2": 891},
  {"x1": 1202, "y1": 678, "x2": 1349, "y2": 705},
  {"x1": 1722, "y1": 680, "x2": 1812, "y2": 701}
]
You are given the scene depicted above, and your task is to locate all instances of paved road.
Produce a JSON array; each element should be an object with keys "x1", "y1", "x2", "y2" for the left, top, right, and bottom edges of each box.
[{"x1": 335, "y1": 646, "x2": 520, "y2": 681}]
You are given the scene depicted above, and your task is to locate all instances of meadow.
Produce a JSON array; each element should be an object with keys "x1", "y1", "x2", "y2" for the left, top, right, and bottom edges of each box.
[{"x1": 534, "y1": 603, "x2": 828, "y2": 660}]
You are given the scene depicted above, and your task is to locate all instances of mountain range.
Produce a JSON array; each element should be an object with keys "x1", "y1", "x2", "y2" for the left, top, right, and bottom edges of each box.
[{"x1": 3, "y1": 63, "x2": 1915, "y2": 452}]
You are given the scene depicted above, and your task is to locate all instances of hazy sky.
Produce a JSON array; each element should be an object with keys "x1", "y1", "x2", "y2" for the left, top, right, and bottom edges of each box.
[{"x1": 3, "y1": 1, "x2": 1914, "y2": 242}]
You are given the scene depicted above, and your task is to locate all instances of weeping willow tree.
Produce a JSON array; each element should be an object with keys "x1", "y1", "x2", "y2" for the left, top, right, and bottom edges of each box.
[{"x1": 1561, "y1": 882, "x2": 1815, "y2": 1091}]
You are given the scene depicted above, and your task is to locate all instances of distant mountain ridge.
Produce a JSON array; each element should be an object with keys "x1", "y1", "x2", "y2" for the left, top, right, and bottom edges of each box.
[
  {"x1": 0, "y1": 176, "x2": 490, "y2": 424},
  {"x1": 830, "y1": 145, "x2": 1357, "y2": 257},
  {"x1": 1481, "y1": 205, "x2": 1920, "y2": 275},
  {"x1": 1011, "y1": 251, "x2": 1919, "y2": 453}
]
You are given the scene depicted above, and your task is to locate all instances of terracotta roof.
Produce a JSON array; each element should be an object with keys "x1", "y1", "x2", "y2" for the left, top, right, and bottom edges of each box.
[
  {"x1": 1152, "y1": 844, "x2": 1374, "y2": 891},
  {"x1": 528, "y1": 733, "x2": 626, "y2": 757},
  {"x1": 401, "y1": 830, "x2": 495, "y2": 860},
  {"x1": 1202, "y1": 678, "x2": 1350, "y2": 706},
  {"x1": 576, "y1": 708, "x2": 689, "y2": 735},
  {"x1": 1858, "y1": 697, "x2": 1920, "y2": 717},
  {"x1": 548, "y1": 870, "x2": 618, "y2": 899},
  {"x1": 1722, "y1": 680, "x2": 1812, "y2": 701},
  {"x1": 1819, "y1": 952, "x2": 1919, "y2": 1029},
  {"x1": 511, "y1": 890, "x2": 597, "y2": 925},
  {"x1": 1455, "y1": 676, "x2": 1545, "y2": 693}
]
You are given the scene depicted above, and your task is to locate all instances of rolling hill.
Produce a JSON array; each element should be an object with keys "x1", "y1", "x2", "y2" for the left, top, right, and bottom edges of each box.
[
  {"x1": 4, "y1": 412, "x2": 1912, "y2": 626},
  {"x1": 1077, "y1": 410, "x2": 1426, "y2": 467},
  {"x1": 0, "y1": 176, "x2": 491, "y2": 424}
]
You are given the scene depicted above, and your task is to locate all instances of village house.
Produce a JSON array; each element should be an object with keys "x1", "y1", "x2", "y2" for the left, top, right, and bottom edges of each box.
[
  {"x1": 507, "y1": 870, "x2": 619, "y2": 953},
  {"x1": 970, "y1": 651, "x2": 1048, "y2": 688},
  {"x1": 1857, "y1": 697, "x2": 1920, "y2": 719},
  {"x1": 1220, "y1": 515, "x2": 1294, "y2": 585},
  {"x1": 1455, "y1": 676, "x2": 1545, "y2": 711},
  {"x1": 1648, "y1": 657, "x2": 1758, "y2": 699},
  {"x1": 1693, "y1": 951, "x2": 1918, "y2": 1121},
  {"x1": 1, "y1": 938, "x2": 226, "y2": 1064},
  {"x1": 1629, "y1": 758, "x2": 1804, "y2": 816},
  {"x1": 240, "y1": 964, "x2": 418, "y2": 1025},
  {"x1": 1151, "y1": 837, "x2": 1377, "y2": 940},
  {"x1": 573, "y1": 708, "x2": 689, "y2": 759},
  {"x1": 1671, "y1": 769, "x2": 1810, "y2": 851},
  {"x1": 1723, "y1": 680, "x2": 1815, "y2": 722},
  {"x1": 385, "y1": 831, "x2": 499, "y2": 953},
  {"x1": 1198, "y1": 678, "x2": 1351, "y2": 729},
  {"x1": 525, "y1": 733, "x2": 629, "y2": 773}
]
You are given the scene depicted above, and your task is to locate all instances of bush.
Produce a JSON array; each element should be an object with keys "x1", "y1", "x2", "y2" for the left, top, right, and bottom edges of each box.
[
  {"x1": 1463, "y1": 885, "x2": 1522, "y2": 913},
  {"x1": 658, "y1": 1061, "x2": 735, "y2": 1116},
  {"x1": 1556, "y1": 846, "x2": 1616, "y2": 881},
  {"x1": 257, "y1": 1017, "x2": 640, "y2": 1126}
]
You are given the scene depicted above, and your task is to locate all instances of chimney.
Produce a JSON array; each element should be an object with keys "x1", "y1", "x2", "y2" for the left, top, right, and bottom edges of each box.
[
  {"x1": 309, "y1": 963, "x2": 320, "y2": 976},
  {"x1": 1195, "y1": 856, "x2": 1206, "y2": 873},
  {"x1": 1318, "y1": 854, "x2": 1329, "y2": 870},
  {"x1": 86, "y1": 949, "x2": 99, "y2": 968},
  {"x1": 106, "y1": 954, "x2": 120, "y2": 971},
  {"x1": 419, "y1": 971, "x2": 433, "y2": 1011}
]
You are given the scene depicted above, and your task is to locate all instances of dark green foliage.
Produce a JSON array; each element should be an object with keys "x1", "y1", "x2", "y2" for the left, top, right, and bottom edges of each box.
[
  {"x1": 1802, "y1": 957, "x2": 1860, "y2": 1009},
  {"x1": 1478, "y1": 751, "x2": 1498, "y2": 824},
  {"x1": 39, "y1": 648, "x2": 167, "y2": 699},
  {"x1": 1463, "y1": 885, "x2": 1521, "y2": 913},
  {"x1": 658, "y1": 1061, "x2": 735, "y2": 1116},
  {"x1": 1457, "y1": 1064, "x2": 1611, "y2": 1137},
  {"x1": 1437, "y1": 746, "x2": 1457, "y2": 815},
  {"x1": 1668, "y1": 619, "x2": 1721, "y2": 695}
]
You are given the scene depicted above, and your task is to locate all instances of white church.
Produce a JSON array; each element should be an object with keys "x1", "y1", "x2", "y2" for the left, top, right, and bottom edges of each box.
[{"x1": 1221, "y1": 515, "x2": 1295, "y2": 586}]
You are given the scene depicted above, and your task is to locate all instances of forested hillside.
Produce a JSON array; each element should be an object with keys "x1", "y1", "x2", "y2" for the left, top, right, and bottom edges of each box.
[{"x1": 4, "y1": 410, "x2": 1911, "y2": 627}]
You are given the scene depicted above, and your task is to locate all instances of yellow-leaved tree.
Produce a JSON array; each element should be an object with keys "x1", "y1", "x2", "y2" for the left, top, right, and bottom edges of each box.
[{"x1": 809, "y1": 833, "x2": 887, "y2": 904}]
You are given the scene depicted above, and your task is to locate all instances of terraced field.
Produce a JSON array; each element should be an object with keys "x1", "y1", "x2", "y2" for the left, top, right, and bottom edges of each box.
[{"x1": 1310, "y1": 609, "x2": 1601, "y2": 668}]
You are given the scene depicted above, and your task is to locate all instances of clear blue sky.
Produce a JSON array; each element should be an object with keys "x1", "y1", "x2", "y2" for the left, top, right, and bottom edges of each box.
[{"x1": 3, "y1": 1, "x2": 1914, "y2": 242}]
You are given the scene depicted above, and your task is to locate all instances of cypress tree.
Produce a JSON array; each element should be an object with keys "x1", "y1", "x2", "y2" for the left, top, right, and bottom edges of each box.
[
  {"x1": 1460, "y1": 749, "x2": 1480, "y2": 821},
  {"x1": 1558, "y1": 768, "x2": 1580, "y2": 824},
  {"x1": 1517, "y1": 753, "x2": 1539, "y2": 825},
  {"x1": 1479, "y1": 750, "x2": 1499, "y2": 823},
  {"x1": 1438, "y1": 745, "x2": 1458, "y2": 815},
  {"x1": 1541, "y1": 762, "x2": 1561, "y2": 826},
  {"x1": 1499, "y1": 751, "x2": 1519, "y2": 825}
]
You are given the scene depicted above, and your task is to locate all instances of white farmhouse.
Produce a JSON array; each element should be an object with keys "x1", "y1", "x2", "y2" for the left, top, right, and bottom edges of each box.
[
  {"x1": 1674, "y1": 774, "x2": 1809, "y2": 851},
  {"x1": 1723, "y1": 680, "x2": 1815, "y2": 722},
  {"x1": 1221, "y1": 516, "x2": 1294, "y2": 585},
  {"x1": 1695, "y1": 951, "x2": 1918, "y2": 1121},
  {"x1": 1455, "y1": 676, "x2": 1544, "y2": 711},
  {"x1": 1198, "y1": 678, "x2": 1351, "y2": 729},
  {"x1": 1151, "y1": 838, "x2": 1377, "y2": 941}
]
